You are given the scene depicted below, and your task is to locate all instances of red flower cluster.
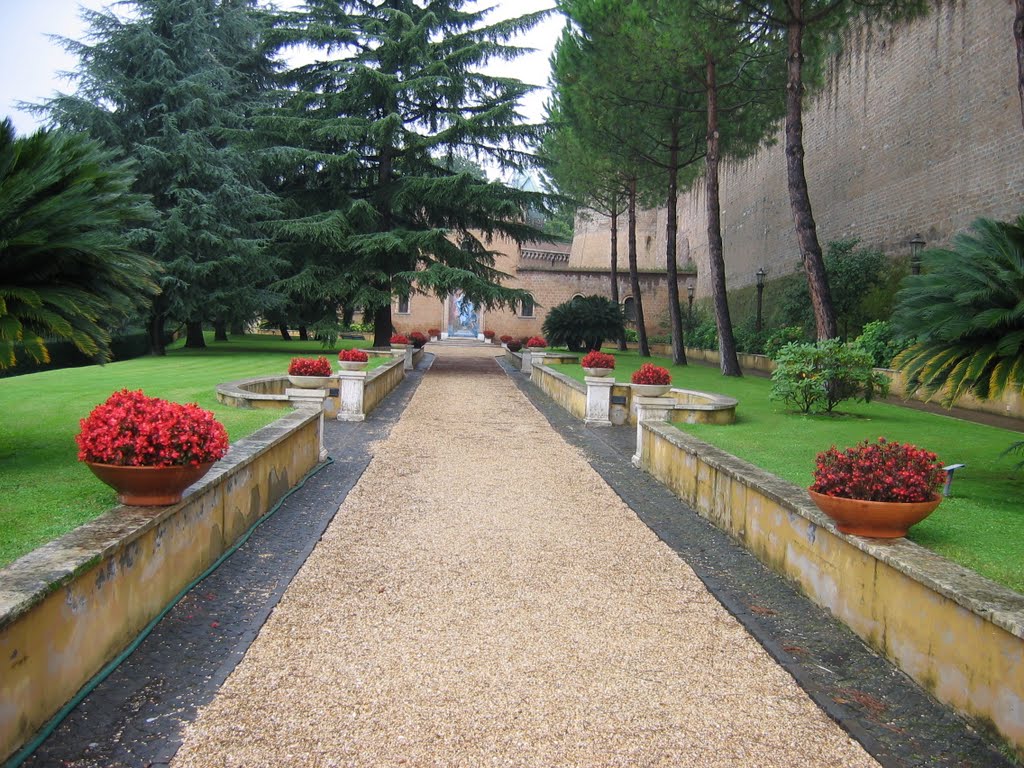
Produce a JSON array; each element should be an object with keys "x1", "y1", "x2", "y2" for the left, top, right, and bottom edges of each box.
[
  {"x1": 390, "y1": 333, "x2": 410, "y2": 345},
  {"x1": 76, "y1": 389, "x2": 229, "y2": 468},
  {"x1": 288, "y1": 357, "x2": 332, "y2": 376},
  {"x1": 526, "y1": 336, "x2": 547, "y2": 348},
  {"x1": 582, "y1": 351, "x2": 616, "y2": 369},
  {"x1": 631, "y1": 363, "x2": 672, "y2": 385},
  {"x1": 428, "y1": 328, "x2": 441, "y2": 337},
  {"x1": 811, "y1": 437, "x2": 944, "y2": 503},
  {"x1": 338, "y1": 348, "x2": 369, "y2": 362},
  {"x1": 499, "y1": 335, "x2": 514, "y2": 344},
  {"x1": 483, "y1": 330, "x2": 496, "y2": 339},
  {"x1": 506, "y1": 340, "x2": 523, "y2": 352},
  {"x1": 409, "y1": 331, "x2": 428, "y2": 347}
]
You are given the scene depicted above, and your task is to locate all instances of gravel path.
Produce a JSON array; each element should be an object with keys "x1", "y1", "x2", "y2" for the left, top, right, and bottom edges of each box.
[{"x1": 171, "y1": 347, "x2": 878, "y2": 768}]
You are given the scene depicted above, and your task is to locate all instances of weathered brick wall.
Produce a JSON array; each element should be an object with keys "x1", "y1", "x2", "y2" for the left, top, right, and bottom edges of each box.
[{"x1": 571, "y1": 0, "x2": 1024, "y2": 296}]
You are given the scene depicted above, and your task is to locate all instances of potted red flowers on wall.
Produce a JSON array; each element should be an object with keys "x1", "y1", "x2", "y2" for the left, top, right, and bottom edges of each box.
[
  {"x1": 410, "y1": 331, "x2": 428, "y2": 349},
  {"x1": 76, "y1": 389, "x2": 229, "y2": 506},
  {"x1": 581, "y1": 351, "x2": 616, "y2": 378},
  {"x1": 390, "y1": 333, "x2": 410, "y2": 349},
  {"x1": 288, "y1": 356, "x2": 333, "y2": 388},
  {"x1": 526, "y1": 336, "x2": 547, "y2": 349},
  {"x1": 428, "y1": 328, "x2": 441, "y2": 341},
  {"x1": 808, "y1": 437, "x2": 945, "y2": 538},
  {"x1": 630, "y1": 363, "x2": 672, "y2": 396},
  {"x1": 338, "y1": 348, "x2": 369, "y2": 371}
]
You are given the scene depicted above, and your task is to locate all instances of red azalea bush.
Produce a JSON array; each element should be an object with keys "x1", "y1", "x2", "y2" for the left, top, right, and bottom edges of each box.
[
  {"x1": 338, "y1": 348, "x2": 369, "y2": 362},
  {"x1": 288, "y1": 357, "x2": 332, "y2": 376},
  {"x1": 428, "y1": 328, "x2": 441, "y2": 337},
  {"x1": 483, "y1": 330, "x2": 496, "y2": 339},
  {"x1": 631, "y1": 363, "x2": 672, "y2": 386},
  {"x1": 526, "y1": 336, "x2": 547, "y2": 348},
  {"x1": 582, "y1": 351, "x2": 616, "y2": 369},
  {"x1": 811, "y1": 437, "x2": 945, "y2": 503},
  {"x1": 410, "y1": 331, "x2": 428, "y2": 348},
  {"x1": 500, "y1": 335, "x2": 513, "y2": 344},
  {"x1": 76, "y1": 389, "x2": 229, "y2": 468},
  {"x1": 390, "y1": 333, "x2": 410, "y2": 345}
]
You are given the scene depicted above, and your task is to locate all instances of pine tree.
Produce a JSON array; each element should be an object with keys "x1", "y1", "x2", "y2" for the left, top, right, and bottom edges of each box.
[
  {"x1": 267, "y1": 0, "x2": 550, "y2": 347},
  {"x1": 39, "y1": 0, "x2": 282, "y2": 353}
]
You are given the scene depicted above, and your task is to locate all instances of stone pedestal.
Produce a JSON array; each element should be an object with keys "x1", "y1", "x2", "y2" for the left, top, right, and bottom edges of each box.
[
  {"x1": 336, "y1": 370, "x2": 367, "y2": 422},
  {"x1": 286, "y1": 387, "x2": 329, "y2": 460},
  {"x1": 632, "y1": 396, "x2": 675, "y2": 467},
  {"x1": 521, "y1": 349, "x2": 544, "y2": 375},
  {"x1": 404, "y1": 346, "x2": 414, "y2": 371},
  {"x1": 584, "y1": 377, "x2": 615, "y2": 426}
]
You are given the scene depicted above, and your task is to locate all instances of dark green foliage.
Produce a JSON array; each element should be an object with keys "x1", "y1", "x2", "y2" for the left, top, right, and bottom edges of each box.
[
  {"x1": 685, "y1": 309, "x2": 719, "y2": 351},
  {"x1": 770, "y1": 339, "x2": 889, "y2": 414},
  {"x1": 853, "y1": 320, "x2": 912, "y2": 369},
  {"x1": 765, "y1": 326, "x2": 809, "y2": 359},
  {"x1": 892, "y1": 214, "x2": 1024, "y2": 407},
  {"x1": 0, "y1": 120, "x2": 158, "y2": 369},
  {"x1": 542, "y1": 295, "x2": 625, "y2": 352},
  {"x1": 0, "y1": 330, "x2": 155, "y2": 378}
]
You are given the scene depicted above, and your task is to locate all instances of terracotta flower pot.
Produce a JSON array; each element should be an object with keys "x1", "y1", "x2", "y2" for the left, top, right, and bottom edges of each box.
[
  {"x1": 85, "y1": 461, "x2": 215, "y2": 506},
  {"x1": 807, "y1": 489, "x2": 942, "y2": 538}
]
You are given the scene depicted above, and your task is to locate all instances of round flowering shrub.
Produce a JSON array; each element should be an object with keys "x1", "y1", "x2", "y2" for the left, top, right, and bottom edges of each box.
[
  {"x1": 500, "y1": 335, "x2": 514, "y2": 344},
  {"x1": 390, "y1": 333, "x2": 410, "y2": 345},
  {"x1": 526, "y1": 336, "x2": 547, "y2": 348},
  {"x1": 631, "y1": 363, "x2": 672, "y2": 386},
  {"x1": 483, "y1": 330, "x2": 496, "y2": 339},
  {"x1": 338, "y1": 348, "x2": 369, "y2": 362},
  {"x1": 428, "y1": 328, "x2": 441, "y2": 337},
  {"x1": 581, "y1": 351, "x2": 615, "y2": 369},
  {"x1": 76, "y1": 390, "x2": 229, "y2": 468},
  {"x1": 409, "y1": 331, "x2": 428, "y2": 348},
  {"x1": 811, "y1": 437, "x2": 945, "y2": 503},
  {"x1": 288, "y1": 357, "x2": 332, "y2": 376}
]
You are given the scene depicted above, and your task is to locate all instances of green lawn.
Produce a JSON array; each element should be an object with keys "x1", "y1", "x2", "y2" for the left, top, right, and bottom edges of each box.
[
  {"x1": 551, "y1": 351, "x2": 1024, "y2": 593},
  {"x1": 0, "y1": 334, "x2": 379, "y2": 567}
]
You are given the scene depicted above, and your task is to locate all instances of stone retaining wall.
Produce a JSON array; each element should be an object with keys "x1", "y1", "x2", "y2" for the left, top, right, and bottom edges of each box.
[
  {"x1": 636, "y1": 420, "x2": 1024, "y2": 756},
  {"x1": 0, "y1": 410, "x2": 322, "y2": 764}
]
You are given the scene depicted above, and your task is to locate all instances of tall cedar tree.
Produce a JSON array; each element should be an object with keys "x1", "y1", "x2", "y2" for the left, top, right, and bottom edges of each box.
[
  {"x1": 40, "y1": 0, "x2": 282, "y2": 353},
  {"x1": 734, "y1": 0, "x2": 926, "y2": 340},
  {"x1": 269, "y1": 1, "x2": 550, "y2": 348}
]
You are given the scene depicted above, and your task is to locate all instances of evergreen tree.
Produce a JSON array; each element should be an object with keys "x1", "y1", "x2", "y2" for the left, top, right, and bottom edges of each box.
[
  {"x1": 268, "y1": 1, "x2": 550, "y2": 348},
  {"x1": 38, "y1": 0, "x2": 282, "y2": 353}
]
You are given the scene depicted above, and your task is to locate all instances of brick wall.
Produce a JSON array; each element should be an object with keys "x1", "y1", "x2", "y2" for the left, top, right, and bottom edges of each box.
[{"x1": 571, "y1": 0, "x2": 1024, "y2": 298}]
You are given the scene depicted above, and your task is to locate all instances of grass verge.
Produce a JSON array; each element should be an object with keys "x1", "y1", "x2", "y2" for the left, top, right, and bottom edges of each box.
[
  {"x1": 0, "y1": 333, "x2": 380, "y2": 567},
  {"x1": 551, "y1": 351, "x2": 1024, "y2": 593}
]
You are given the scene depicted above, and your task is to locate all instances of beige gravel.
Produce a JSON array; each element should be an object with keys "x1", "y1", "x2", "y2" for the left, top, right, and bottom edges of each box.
[{"x1": 172, "y1": 346, "x2": 878, "y2": 768}]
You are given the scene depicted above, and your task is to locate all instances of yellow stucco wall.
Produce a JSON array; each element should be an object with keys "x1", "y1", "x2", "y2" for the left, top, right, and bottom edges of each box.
[
  {"x1": 0, "y1": 411, "x2": 322, "y2": 763},
  {"x1": 640, "y1": 421, "x2": 1024, "y2": 756}
]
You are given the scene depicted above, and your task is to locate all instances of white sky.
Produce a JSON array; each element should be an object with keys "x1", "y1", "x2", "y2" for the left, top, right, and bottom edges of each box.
[{"x1": 0, "y1": 0, "x2": 563, "y2": 136}]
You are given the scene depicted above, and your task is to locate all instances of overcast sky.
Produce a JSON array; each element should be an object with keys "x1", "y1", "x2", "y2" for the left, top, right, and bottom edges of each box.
[{"x1": 0, "y1": 0, "x2": 563, "y2": 136}]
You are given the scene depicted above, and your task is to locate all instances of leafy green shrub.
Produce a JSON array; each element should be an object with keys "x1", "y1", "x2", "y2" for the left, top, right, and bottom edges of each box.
[
  {"x1": 624, "y1": 328, "x2": 639, "y2": 343},
  {"x1": 542, "y1": 295, "x2": 625, "y2": 351},
  {"x1": 852, "y1": 320, "x2": 911, "y2": 369},
  {"x1": 769, "y1": 339, "x2": 889, "y2": 414},
  {"x1": 686, "y1": 313, "x2": 718, "y2": 350},
  {"x1": 733, "y1": 324, "x2": 767, "y2": 355},
  {"x1": 764, "y1": 326, "x2": 807, "y2": 359}
]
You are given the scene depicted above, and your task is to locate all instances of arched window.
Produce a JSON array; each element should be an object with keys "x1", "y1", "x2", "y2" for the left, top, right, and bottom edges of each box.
[
  {"x1": 622, "y1": 296, "x2": 636, "y2": 324},
  {"x1": 571, "y1": 293, "x2": 584, "y2": 302}
]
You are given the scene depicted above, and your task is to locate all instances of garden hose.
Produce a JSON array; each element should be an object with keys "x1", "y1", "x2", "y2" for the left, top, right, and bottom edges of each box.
[{"x1": 3, "y1": 457, "x2": 334, "y2": 768}]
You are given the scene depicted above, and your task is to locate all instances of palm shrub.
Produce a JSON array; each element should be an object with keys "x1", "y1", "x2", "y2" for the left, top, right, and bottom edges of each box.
[
  {"x1": 0, "y1": 120, "x2": 157, "y2": 369},
  {"x1": 770, "y1": 339, "x2": 889, "y2": 414},
  {"x1": 542, "y1": 295, "x2": 625, "y2": 352},
  {"x1": 892, "y1": 214, "x2": 1024, "y2": 407}
]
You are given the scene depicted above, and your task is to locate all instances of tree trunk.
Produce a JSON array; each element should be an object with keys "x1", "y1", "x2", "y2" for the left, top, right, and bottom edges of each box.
[
  {"x1": 609, "y1": 202, "x2": 627, "y2": 351},
  {"x1": 279, "y1": 324, "x2": 292, "y2": 341},
  {"x1": 342, "y1": 305, "x2": 355, "y2": 327},
  {"x1": 372, "y1": 303, "x2": 393, "y2": 348},
  {"x1": 213, "y1": 321, "x2": 228, "y2": 342},
  {"x1": 1016, "y1": 0, "x2": 1024, "y2": 131},
  {"x1": 627, "y1": 178, "x2": 650, "y2": 357},
  {"x1": 706, "y1": 54, "x2": 742, "y2": 377},
  {"x1": 148, "y1": 311, "x2": 167, "y2": 357},
  {"x1": 785, "y1": 13, "x2": 837, "y2": 340},
  {"x1": 230, "y1": 321, "x2": 246, "y2": 335},
  {"x1": 298, "y1": 325, "x2": 309, "y2": 342},
  {"x1": 184, "y1": 320, "x2": 206, "y2": 349},
  {"x1": 665, "y1": 125, "x2": 687, "y2": 366}
]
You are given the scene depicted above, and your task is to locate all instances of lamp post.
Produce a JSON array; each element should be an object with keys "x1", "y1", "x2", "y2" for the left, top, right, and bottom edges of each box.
[
  {"x1": 755, "y1": 267, "x2": 766, "y2": 334},
  {"x1": 686, "y1": 282, "x2": 695, "y2": 318},
  {"x1": 909, "y1": 233, "x2": 926, "y2": 276}
]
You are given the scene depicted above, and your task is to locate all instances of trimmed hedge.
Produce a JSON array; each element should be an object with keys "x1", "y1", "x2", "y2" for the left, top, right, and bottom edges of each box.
[{"x1": 0, "y1": 331, "x2": 154, "y2": 378}]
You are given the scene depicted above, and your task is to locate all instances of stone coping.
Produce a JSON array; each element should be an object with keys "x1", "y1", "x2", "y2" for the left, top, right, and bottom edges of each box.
[
  {"x1": 216, "y1": 357, "x2": 403, "y2": 407},
  {"x1": 646, "y1": 421, "x2": 1024, "y2": 641},
  {"x1": 0, "y1": 409, "x2": 320, "y2": 631}
]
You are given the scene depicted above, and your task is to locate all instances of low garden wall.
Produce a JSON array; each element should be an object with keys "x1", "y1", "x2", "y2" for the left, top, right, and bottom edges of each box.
[
  {"x1": 636, "y1": 420, "x2": 1024, "y2": 756},
  {"x1": 0, "y1": 409, "x2": 323, "y2": 764}
]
